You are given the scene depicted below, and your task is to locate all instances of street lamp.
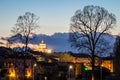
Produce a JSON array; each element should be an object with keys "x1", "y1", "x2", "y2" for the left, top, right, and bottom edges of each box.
[
  {"x1": 100, "y1": 64, "x2": 103, "y2": 80},
  {"x1": 69, "y1": 65, "x2": 73, "y2": 80},
  {"x1": 33, "y1": 63, "x2": 37, "y2": 80}
]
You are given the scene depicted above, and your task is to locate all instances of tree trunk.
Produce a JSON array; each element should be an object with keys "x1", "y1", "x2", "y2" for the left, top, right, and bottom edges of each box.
[
  {"x1": 23, "y1": 37, "x2": 28, "y2": 80},
  {"x1": 91, "y1": 51, "x2": 95, "y2": 80},
  {"x1": 25, "y1": 36, "x2": 29, "y2": 52}
]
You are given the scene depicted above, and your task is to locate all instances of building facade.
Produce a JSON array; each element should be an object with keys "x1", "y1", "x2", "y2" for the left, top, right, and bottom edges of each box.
[
  {"x1": 3, "y1": 53, "x2": 36, "y2": 80},
  {"x1": 35, "y1": 40, "x2": 53, "y2": 54}
]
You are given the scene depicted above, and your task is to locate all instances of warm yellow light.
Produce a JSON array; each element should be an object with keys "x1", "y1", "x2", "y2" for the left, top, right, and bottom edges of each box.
[
  {"x1": 33, "y1": 63, "x2": 37, "y2": 67},
  {"x1": 26, "y1": 72, "x2": 31, "y2": 78},
  {"x1": 26, "y1": 70, "x2": 32, "y2": 78},
  {"x1": 39, "y1": 40, "x2": 46, "y2": 49},
  {"x1": 9, "y1": 73, "x2": 15, "y2": 77},
  {"x1": 9, "y1": 68, "x2": 16, "y2": 77},
  {"x1": 69, "y1": 65, "x2": 73, "y2": 69},
  {"x1": 47, "y1": 49, "x2": 52, "y2": 53}
]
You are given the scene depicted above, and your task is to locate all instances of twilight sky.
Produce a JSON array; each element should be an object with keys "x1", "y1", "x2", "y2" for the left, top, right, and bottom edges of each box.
[{"x1": 0, "y1": 0, "x2": 120, "y2": 37}]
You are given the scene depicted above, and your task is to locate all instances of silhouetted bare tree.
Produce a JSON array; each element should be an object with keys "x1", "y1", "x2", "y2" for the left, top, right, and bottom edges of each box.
[
  {"x1": 69, "y1": 5, "x2": 116, "y2": 80},
  {"x1": 11, "y1": 12, "x2": 39, "y2": 80},
  {"x1": 11, "y1": 12, "x2": 39, "y2": 51}
]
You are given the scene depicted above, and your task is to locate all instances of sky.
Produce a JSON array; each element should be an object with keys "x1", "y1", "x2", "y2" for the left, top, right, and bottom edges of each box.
[{"x1": 0, "y1": 0, "x2": 120, "y2": 37}]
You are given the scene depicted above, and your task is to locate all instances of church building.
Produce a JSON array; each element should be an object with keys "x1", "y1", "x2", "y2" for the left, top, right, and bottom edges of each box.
[{"x1": 35, "y1": 40, "x2": 53, "y2": 54}]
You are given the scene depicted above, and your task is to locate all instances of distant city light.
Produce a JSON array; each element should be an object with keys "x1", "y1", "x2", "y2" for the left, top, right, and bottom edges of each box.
[{"x1": 47, "y1": 49, "x2": 52, "y2": 53}]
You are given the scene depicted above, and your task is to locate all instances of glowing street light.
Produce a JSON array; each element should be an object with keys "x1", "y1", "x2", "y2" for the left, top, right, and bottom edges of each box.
[
  {"x1": 33, "y1": 63, "x2": 37, "y2": 80},
  {"x1": 33, "y1": 63, "x2": 37, "y2": 67},
  {"x1": 100, "y1": 64, "x2": 103, "y2": 80},
  {"x1": 69, "y1": 65, "x2": 73, "y2": 70},
  {"x1": 69, "y1": 65, "x2": 73, "y2": 80}
]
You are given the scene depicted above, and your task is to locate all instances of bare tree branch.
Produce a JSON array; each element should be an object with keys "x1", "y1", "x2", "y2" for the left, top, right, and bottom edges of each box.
[
  {"x1": 11, "y1": 12, "x2": 40, "y2": 52},
  {"x1": 69, "y1": 5, "x2": 116, "y2": 80}
]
